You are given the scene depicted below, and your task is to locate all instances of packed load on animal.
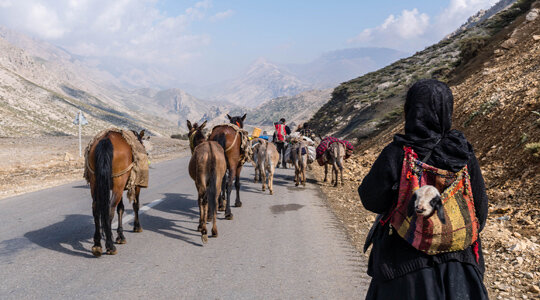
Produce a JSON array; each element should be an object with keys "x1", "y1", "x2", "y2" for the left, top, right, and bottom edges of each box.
[
  {"x1": 211, "y1": 123, "x2": 253, "y2": 165},
  {"x1": 316, "y1": 137, "x2": 353, "y2": 166},
  {"x1": 284, "y1": 132, "x2": 316, "y2": 164},
  {"x1": 84, "y1": 128, "x2": 149, "y2": 202}
]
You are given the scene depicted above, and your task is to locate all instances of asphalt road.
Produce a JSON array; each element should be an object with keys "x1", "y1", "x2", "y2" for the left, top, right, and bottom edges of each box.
[{"x1": 0, "y1": 157, "x2": 369, "y2": 299}]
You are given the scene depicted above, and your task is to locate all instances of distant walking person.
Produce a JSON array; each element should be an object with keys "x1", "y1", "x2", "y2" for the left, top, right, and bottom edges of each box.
[
  {"x1": 273, "y1": 118, "x2": 291, "y2": 168},
  {"x1": 359, "y1": 79, "x2": 488, "y2": 299}
]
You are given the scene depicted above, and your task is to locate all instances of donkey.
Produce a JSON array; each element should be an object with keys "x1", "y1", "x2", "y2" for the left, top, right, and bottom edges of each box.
[
  {"x1": 252, "y1": 138, "x2": 280, "y2": 194},
  {"x1": 208, "y1": 114, "x2": 247, "y2": 220},
  {"x1": 291, "y1": 140, "x2": 308, "y2": 187},
  {"x1": 87, "y1": 130, "x2": 146, "y2": 257},
  {"x1": 324, "y1": 142, "x2": 345, "y2": 187},
  {"x1": 187, "y1": 120, "x2": 227, "y2": 243}
]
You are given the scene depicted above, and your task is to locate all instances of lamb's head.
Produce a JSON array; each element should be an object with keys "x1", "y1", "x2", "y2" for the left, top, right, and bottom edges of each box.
[{"x1": 407, "y1": 185, "x2": 446, "y2": 224}]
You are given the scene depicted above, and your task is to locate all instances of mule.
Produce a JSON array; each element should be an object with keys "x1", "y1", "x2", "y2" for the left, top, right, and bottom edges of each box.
[
  {"x1": 208, "y1": 114, "x2": 247, "y2": 220},
  {"x1": 291, "y1": 141, "x2": 308, "y2": 187},
  {"x1": 187, "y1": 120, "x2": 227, "y2": 243},
  {"x1": 252, "y1": 138, "x2": 279, "y2": 194},
  {"x1": 87, "y1": 130, "x2": 146, "y2": 257},
  {"x1": 324, "y1": 142, "x2": 345, "y2": 187}
]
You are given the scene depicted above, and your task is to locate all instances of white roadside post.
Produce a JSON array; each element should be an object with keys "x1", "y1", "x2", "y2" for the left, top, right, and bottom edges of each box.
[{"x1": 73, "y1": 110, "x2": 89, "y2": 157}]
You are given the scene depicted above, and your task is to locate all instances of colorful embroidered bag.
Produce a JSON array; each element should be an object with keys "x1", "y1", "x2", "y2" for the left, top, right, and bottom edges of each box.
[{"x1": 383, "y1": 146, "x2": 479, "y2": 255}]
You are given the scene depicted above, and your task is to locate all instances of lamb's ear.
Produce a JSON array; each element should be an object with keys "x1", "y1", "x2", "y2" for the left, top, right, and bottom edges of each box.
[
  {"x1": 434, "y1": 197, "x2": 446, "y2": 224},
  {"x1": 407, "y1": 193, "x2": 417, "y2": 217},
  {"x1": 187, "y1": 120, "x2": 192, "y2": 131}
]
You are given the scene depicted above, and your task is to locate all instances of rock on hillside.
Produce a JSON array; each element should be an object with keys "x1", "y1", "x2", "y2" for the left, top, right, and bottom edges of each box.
[{"x1": 308, "y1": 0, "x2": 533, "y2": 143}]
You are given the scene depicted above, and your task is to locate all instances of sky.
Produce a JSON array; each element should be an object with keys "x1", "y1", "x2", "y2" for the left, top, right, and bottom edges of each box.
[{"x1": 0, "y1": 0, "x2": 500, "y2": 85}]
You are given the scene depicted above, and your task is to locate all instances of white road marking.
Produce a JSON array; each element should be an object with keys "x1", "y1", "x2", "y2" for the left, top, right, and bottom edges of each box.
[{"x1": 112, "y1": 197, "x2": 165, "y2": 229}]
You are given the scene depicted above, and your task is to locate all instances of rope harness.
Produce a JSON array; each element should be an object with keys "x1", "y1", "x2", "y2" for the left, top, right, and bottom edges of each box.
[
  {"x1": 85, "y1": 160, "x2": 134, "y2": 178},
  {"x1": 225, "y1": 132, "x2": 238, "y2": 152}
]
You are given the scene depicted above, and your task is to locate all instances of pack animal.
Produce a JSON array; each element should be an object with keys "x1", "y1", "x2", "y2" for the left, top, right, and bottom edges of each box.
[
  {"x1": 324, "y1": 142, "x2": 345, "y2": 187},
  {"x1": 208, "y1": 114, "x2": 247, "y2": 220},
  {"x1": 291, "y1": 140, "x2": 308, "y2": 187},
  {"x1": 252, "y1": 138, "x2": 279, "y2": 194},
  {"x1": 187, "y1": 120, "x2": 227, "y2": 243},
  {"x1": 86, "y1": 130, "x2": 146, "y2": 257}
]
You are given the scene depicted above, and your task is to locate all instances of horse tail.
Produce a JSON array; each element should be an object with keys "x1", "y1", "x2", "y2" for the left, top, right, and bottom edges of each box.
[
  {"x1": 95, "y1": 137, "x2": 113, "y2": 234},
  {"x1": 336, "y1": 144, "x2": 344, "y2": 169},
  {"x1": 207, "y1": 146, "x2": 218, "y2": 217},
  {"x1": 214, "y1": 133, "x2": 227, "y2": 153}
]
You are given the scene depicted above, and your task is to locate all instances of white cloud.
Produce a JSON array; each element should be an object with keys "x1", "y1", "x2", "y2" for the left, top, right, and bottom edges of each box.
[
  {"x1": 348, "y1": 9, "x2": 430, "y2": 50},
  {"x1": 348, "y1": 0, "x2": 500, "y2": 51},
  {"x1": 0, "y1": 0, "x2": 228, "y2": 67},
  {"x1": 210, "y1": 9, "x2": 235, "y2": 22}
]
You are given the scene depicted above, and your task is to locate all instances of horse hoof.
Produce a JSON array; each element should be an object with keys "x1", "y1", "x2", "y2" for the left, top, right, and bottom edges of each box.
[
  {"x1": 106, "y1": 248, "x2": 117, "y2": 255},
  {"x1": 269, "y1": 190, "x2": 273, "y2": 195},
  {"x1": 201, "y1": 234, "x2": 208, "y2": 244},
  {"x1": 197, "y1": 225, "x2": 203, "y2": 232},
  {"x1": 212, "y1": 230, "x2": 218, "y2": 237},
  {"x1": 218, "y1": 206, "x2": 225, "y2": 212},
  {"x1": 115, "y1": 237, "x2": 127, "y2": 244},
  {"x1": 133, "y1": 226, "x2": 143, "y2": 233},
  {"x1": 225, "y1": 213, "x2": 234, "y2": 220},
  {"x1": 91, "y1": 246, "x2": 102, "y2": 257},
  {"x1": 235, "y1": 201, "x2": 242, "y2": 208},
  {"x1": 295, "y1": 183, "x2": 299, "y2": 186}
]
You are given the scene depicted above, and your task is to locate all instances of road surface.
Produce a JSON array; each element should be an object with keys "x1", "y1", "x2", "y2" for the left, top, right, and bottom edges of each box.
[{"x1": 0, "y1": 157, "x2": 369, "y2": 299}]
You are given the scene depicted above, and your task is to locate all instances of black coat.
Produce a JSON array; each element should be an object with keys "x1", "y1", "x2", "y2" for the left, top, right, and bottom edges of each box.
[{"x1": 358, "y1": 79, "x2": 489, "y2": 281}]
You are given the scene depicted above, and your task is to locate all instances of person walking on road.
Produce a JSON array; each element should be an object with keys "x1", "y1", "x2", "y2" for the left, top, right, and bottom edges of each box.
[
  {"x1": 358, "y1": 79, "x2": 489, "y2": 299},
  {"x1": 273, "y1": 118, "x2": 291, "y2": 168}
]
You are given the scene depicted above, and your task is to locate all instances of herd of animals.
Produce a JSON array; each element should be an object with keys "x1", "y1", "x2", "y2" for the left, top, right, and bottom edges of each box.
[{"x1": 84, "y1": 114, "x2": 352, "y2": 256}]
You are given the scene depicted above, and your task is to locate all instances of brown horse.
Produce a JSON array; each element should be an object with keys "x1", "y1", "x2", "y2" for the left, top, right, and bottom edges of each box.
[
  {"x1": 208, "y1": 114, "x2": 246, "y2": 220},
  {"x1": 87, "y1": 130, "x2": 146, "y2": 257},
  {"x1": 187, "y1": 120, "x2": 227, "y2": 243}
]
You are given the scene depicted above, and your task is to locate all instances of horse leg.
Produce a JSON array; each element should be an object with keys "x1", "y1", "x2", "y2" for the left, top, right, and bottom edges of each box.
[
  {"x1": 234, "y1": 165, "x2": 243, "y2": 207},
  {"x1": 224, "y1": 167, "x2": 234, "y2": 220},
  {"x1": 115, "y1": 200, "x2": 126, "y2": 244},
  {"x1": 201, "y1": 193, "x2": 208, "y2": 244},
  {"x1": 261, "y1": 161, "x2": 267, "y2": 192},
  {"x1": 197, "y1": 194, "x2": 203, "y2": 232},
  {"x1": 218, "y1": 174, "x2": 227, "y2": 211},
  {"x1": 106, "y1": 186, "x2": 123, "y2": 255},
  {"x1": 91, "y1": 199, "x2": 102, "y2": 257},
  {"x1": 332, "y1": 161, "x2": 339, "y2": 187},
  {"x1": 324, "y1": 163, "x2": 328, "y2": 182},
  {"x1": 133, "y1": 186, "x2": 143, "y2": 232},
  {"x1": 302, "y1": 160, "x2": 306, "y2": 187},
  {"x1": 339, "y1": 158, "x2": 344, "y2": 186}
]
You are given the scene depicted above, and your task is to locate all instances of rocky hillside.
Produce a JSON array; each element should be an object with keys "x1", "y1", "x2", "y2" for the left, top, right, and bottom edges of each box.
[
  {"x1": 323, "y1": 2, "x2": 539, "y2": 298},
  {"x1": 246, "y1": 89, "x2": 331, "y2": 127},
  {"x1": 308, "y1": 0, "x2": 534, "y2": 143}
]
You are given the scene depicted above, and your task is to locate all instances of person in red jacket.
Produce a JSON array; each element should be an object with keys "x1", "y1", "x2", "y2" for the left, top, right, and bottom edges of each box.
[
  {"x1": 273, "y1": 118, "x2": 291, "y2": 168},
  {"x1": 358, "y1": 79, "x2": 488, "y2": 299}
]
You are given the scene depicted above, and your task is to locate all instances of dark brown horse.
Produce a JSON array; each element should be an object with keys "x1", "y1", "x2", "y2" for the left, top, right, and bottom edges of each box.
[
  {"x1": 187, "y1": 120, "x2": 227, "y2": 243},
  {"x1": 87, "y1": 130, "x2": 145, "y2": 257},
  {"x1": 208, "y1": 114, "x2": 246, "y2": 220}
]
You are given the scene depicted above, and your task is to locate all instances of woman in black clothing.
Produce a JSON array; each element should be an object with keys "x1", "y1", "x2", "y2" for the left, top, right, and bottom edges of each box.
[{"x1": 358, "y1": 79, "x2": 489, "y2": 299}]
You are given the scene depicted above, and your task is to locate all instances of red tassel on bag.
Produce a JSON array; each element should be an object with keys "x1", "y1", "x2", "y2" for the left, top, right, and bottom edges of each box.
[{"x1": 473, "y1": 241, "x2": 479, "y2": 263}]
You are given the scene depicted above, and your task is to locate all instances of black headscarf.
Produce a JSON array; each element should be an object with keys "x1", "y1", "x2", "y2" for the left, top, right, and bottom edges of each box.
[{"x1": 394, "y1": 79, "x2": 471, "y2": 172}]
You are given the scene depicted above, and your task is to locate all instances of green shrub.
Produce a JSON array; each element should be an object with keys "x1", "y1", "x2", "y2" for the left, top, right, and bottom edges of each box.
[
  {"x1": 525, "y1": 142, "x2": 540, "y2": 157},
  {"x1": 458, "y1": 35, "x2": 489, "y2": 66}
]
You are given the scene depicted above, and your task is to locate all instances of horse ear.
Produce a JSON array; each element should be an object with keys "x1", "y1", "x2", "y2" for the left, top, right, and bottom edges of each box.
[
  {"x1": 200, "y1": 120, "x2": 207, "y2": 129},
  {"x1": 241, "y1": 114, "x2": 246, "y2": 121},
  {"x1": 227, "y1": 114, "x2": 232, "y2": 121},
  {"x1": 187, "y1": 120, "x2": 192, "y2": 130},
  {"x1": 139, "y1": 129, "x2": 145, "y2": 139}
]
